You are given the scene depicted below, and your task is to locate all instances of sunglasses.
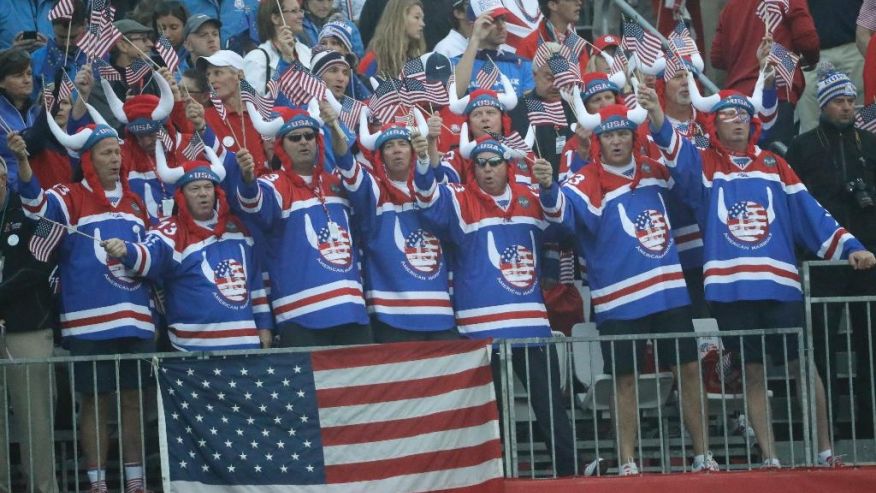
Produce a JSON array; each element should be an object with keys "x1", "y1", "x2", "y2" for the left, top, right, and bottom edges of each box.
[
  {"x1": 474, "y1": 156, "x2": 505, "y2": 168},
  {"x1": 716, "y1": 109, "x2": 751, "y2": 123},
  {"x1": 286, "y1": 132, "x2": 316, "y2": 142}
]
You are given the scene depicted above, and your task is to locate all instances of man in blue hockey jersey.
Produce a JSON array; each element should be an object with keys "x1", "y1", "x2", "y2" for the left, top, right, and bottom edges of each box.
[
  {"x1": 18, "y1": 105, "x2": 154, "y2": 493},
  {"x1": 537, "y1": 102, "x2": 718, "y2": 475},
  {"x1": 641, "y1": 80, "x2": 876, "y2": 468},
  {"x1": 337, "y1": 108, "x2": 457, "y2": 342},
  {"x1": 101, "y1": 143, "x2": 272, "y2": 351}
]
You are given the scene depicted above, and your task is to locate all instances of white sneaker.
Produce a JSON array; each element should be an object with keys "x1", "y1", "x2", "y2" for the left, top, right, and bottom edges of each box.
[
  {"x1": 583, "y1": 457, "x2": 607, "y2": 476},
  {"x1": 619, "y1": 459, "x2": 640, "y2": 476},
  {"x1": 691, "y1": 452, "x2": 720, "y2": 472},
  {"x1": 762, "y1": 458, "x2": 781, "y2": 469}
]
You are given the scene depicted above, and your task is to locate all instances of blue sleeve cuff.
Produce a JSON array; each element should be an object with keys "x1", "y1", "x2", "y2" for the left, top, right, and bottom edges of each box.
[
  {"x1": 540, "y1": 182, "x2": 560, "y2": 208},
  {"x1": 120, "y1": 243, "x2": 139, "y2": 269},
  {"x1": 651, "y1": 119, "x2": 674, "y2": 147},
  {"x1": 762, "y1": 88, "x2": 778, "y2": 111}
]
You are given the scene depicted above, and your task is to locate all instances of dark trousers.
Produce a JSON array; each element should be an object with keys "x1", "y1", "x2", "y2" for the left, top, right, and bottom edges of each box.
[
  {"x1": 371, "y1": 317, "x2": 461, "y2": 343},
  {"x1": 277, "y1": 322, "x2": 373, "y2": 348},
  {"x1": 491, "y1": 345, "x2": 577, "y2": 477}
]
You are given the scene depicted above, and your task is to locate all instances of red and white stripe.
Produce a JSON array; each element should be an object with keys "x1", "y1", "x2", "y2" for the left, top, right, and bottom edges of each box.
[
  {"x1": 704, "y1": 257, "x2": 801, "y2": 290},
  {"x1": 60, "y1": 302, "x2": 153, "y2": 338},
  {"x1": 455, "y1": 302, "x2": 549, "y2": 335},
  {"x1": 237, "y1": 186, "x2": 263, "y2": 213},
  {"x1": 365, "y1": 290, "x2": 454, "y2": 316},
  {"x1": 309, "y1": 340, "x2": 502, "y2": 491},
  {"x1": 251, "y1": 288, "x2": 270, "y2": 314},
  {"x1": 169, "y1": 320, "x2": 260, "y2": 350},
  {"x1": 818, "y1": 227, "x2": 855, "y2": 260},
  {"x1": 271, "y1": 280, "x2": 365, "y2": 323},
  {"x1": 672, "y1": 224, "x2": 703, "y2": 252},
  {"x1": 129, "y1": 243, "x2": 152, "y2": 276},
  {"x1": 591, "y1": 264, "x2": 687, "y2": 314}
]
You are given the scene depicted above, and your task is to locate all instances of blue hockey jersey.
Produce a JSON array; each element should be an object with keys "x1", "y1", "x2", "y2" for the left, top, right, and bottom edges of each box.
[
  {"x1": 414, "y1": 163, "x2": 552, "y2": 340},
  {"x1": 337, "y1": 158, "x2": 455, "y2": 331},
  {"x1": 541, "y1": 159, "x2": 691, "y2": 322},
  {"x1": 652, "y1": 119, "x2": 866, "y2": 303},
  {"x1": 236, "y1": 152, "x2": 368, "y2": 329},
  {"x1": 120, "y1": 215, "x2": 270, "y2": 351},
  {"x1": 19, "y1": 178, "x2": 154, "y2": 340}
]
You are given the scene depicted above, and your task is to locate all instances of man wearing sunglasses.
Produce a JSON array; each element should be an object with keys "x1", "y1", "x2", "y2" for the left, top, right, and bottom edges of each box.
[
  {"x1": 414, "y1": 137, "x2": 606, "y2": 477},
  {"x1": 644, "y1": 79, "x2": 876, "y2": 468},
  {"x1": 236, "y1": 103, "x2": 370, "y2": 348}
]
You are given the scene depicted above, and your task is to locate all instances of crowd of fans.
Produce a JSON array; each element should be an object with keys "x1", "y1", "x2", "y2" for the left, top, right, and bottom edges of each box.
[{"x1": 1, "y1": 1, "x2": 876, "y2": 492}]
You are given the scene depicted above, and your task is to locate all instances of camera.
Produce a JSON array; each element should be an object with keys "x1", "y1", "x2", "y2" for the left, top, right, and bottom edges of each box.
[{"x1": 846, "y1": 178, "x2": 876, "y2": 209}]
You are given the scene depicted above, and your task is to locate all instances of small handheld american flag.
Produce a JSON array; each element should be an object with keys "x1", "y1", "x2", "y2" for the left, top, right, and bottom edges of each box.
[
  {"x1": 767, "y1": 42, "x2": 800, "y2": 88},
  {"x1": 547, "y1": 56, "x2": 581, "y2": 91},
  {"x1": 525, "y1": 97, "x2": 567, "y2": 127},
  {"x1": 182, "y1": 132, "x2": 207, "y2": 161},
  {"x1": 756, "y1": 0, "x2": 789, "y2": 34},
  {"x1": 338, "y1": 96, "x2": 366, "y2": 130},
  {"x1": 668, "y1": 20, "x2": 697, "y2": 57},
  {"x1": 475, "y1": 59, "x2": 499, "y2": 90},
  {"x1": 622, "y1": 20, "x2": 662, "y2": 66},
  {"x1": 210, "y1": 89, "x2": 227, "y2": 120},
  {"x1": 276, "y1": 61, "x2": 327, "y2": 106},
  {"x1": 57, "y1": 72, "x2": 75, "y2": 103},
  {"x1": 96, "y1": 59, "x2": 122, "y2": 82},
  {"x1": 155, "y1": 35, "x2": 180, "y2": 73},
  {"x1": 560, "y1": 29, "x2": 588, "y2": 61},
  {"x1": 126, "y1": 58, "x2": 152, "y2": 87},
  {"x1": 28, "y1": 218, "x2": 66, "y2": 263},
  {"x1": 240, "y1": 80, "x2": 275, "y2": 120},
  {"x1": 48, "y1": 0, "x2": 74, "y2": 21},
  {"x1": 855, "y1": 103, "x2": 876, "y2": 134}
]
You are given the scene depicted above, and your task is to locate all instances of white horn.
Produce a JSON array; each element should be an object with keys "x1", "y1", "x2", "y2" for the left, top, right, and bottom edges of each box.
[
  {"x1": 154, "y1": 139, "x2": 185, "y2": 184},
  {"x1": 640, "y1": 53, "x2": 666, "y2": 76},
  {"x1": 358, "y1": 107, "x2": 380, "y2": 151},
  {"x1": 411, "y1": 107, "x2": 429, "y2": 137},
  {"x1": 448, "y1": 80, "x2": 470, "y2": 115},
  {"x1": 47, "y1": 112, "x2": 94, "y2": 150},
  {"x1": 748, "y1": 68, "x2": 766, "y2": 114},
  {"x1": 617, "y1": 203, "x2": 638, "y2": 239},
  {"x1": 307, "y1": 98, "x2": 324, "y2": 124},
  {"x1": 496, "y1": 73, "x2": 518, "y2": 110},
  {"x1": 304, "y1": 214, "x2": 320, "y2": 250},
  {"x1": 766, "y1": 187, "x2": 775, "y2": 224},
  {"x1": 691, "y1": 53, "x2": 704, "y2": 73},
  {"x1": 524, "y1": 125, "x2": 536, "y2": 150},
  {"x1": 627, "y1": 92, "x2": 648, "y2": 125},
  {"x1": 200, "y1": 252, "x2": 216, "y2": 283},
  {"x1": 688, "y1": 71, "x2": 721, "y2": 113},
  {"x1": 245, "y1": 102, "x2": 284, "y2": 137},
  {"x1": 458, "y1": 122, "x2": 477, "y2": 159},
  {"x1": 151, "y1": 73, "x2": 175, "y2": 121},
  {"x1": 393, "y1": 217, "x2": 406, "y2": 253},
  {"x1": 717, "y1": 187, "x2": 729, "y2": 224},
  {"x1": 100, "y1": 79, "x2": 129, "y2": 124},
  {"x1": 609, "y1": 70, "x2": 627, "y2": 90},
  {"x1": 325, "y1": 89, "x2": 342, "y2": 114},
  {"x1": 486, "y1": 231, "x2": 501, "y2": 269},
  {"x1": 203, "y1": 145, "x2": 227, "y2": 182},
  {"x1": 574, "y1": 90, "x2": 602, "y2": 131}
]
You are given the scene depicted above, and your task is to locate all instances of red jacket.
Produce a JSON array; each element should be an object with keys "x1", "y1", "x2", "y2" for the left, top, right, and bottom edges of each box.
[
  {"x1": 205, "y1": 105, "x2": 266, "y2": 168},
  {"x1": 517, "y1": 20, "x2": 590, "y2": 76},
  {"x1": 866, "y1": 34, "x2": 876, "y2": 104},
  {"x1": 711, "y1": 0, "x2": 819, "y2": 104}
]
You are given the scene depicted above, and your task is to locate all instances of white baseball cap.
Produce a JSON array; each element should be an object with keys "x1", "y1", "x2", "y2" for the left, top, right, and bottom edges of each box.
[{"x1": 197, "y1": 50, "x2": 245, "y2": 72}]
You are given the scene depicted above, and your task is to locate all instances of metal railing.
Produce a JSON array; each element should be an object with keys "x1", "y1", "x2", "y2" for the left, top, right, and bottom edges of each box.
[
  {"x1": 497, "y1": 328, "x2": 811, "y2": 478},
  {"x1": 803, "y1": 260, "x2": 876, "y2": 467}
]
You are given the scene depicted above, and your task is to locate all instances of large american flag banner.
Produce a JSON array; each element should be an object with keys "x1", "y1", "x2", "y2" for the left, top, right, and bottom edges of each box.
[{"x1": 157, "y1": 340, "x2": 503, "y2": 492}]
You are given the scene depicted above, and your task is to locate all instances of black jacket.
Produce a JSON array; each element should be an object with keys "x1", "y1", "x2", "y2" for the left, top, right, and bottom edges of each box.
[
  {"x1": 508, "y1": 92, "x2": 576, "y2": 181},
  {"x1": 807, "y1": 0, "x2": 861, "y2": 49},
  {"x1": 0, "y1": 194, "x2": 55, "y2": 333},
  {"x1": 786, "y1": 119, "x2": 876, "y2": 250}
]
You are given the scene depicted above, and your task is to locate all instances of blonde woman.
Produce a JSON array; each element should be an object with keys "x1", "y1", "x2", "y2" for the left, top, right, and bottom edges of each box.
[{"x1": 357, "y1": 0, "x2": 425, "y2": 79}]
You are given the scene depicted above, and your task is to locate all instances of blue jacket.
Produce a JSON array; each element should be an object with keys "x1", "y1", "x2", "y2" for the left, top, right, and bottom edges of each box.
[
  {"x1": 0, "y1": 93, "x2": 39, "y2": 192},
  {"x1": 0, "y1": 0, "x2": 54, "y2": 50},
  {"x1": 451, "y1": 49, "x2": 535, "y2": 98},
  {"x1": 184, "y1": 0, "x2": 261, "y2": 48}
]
